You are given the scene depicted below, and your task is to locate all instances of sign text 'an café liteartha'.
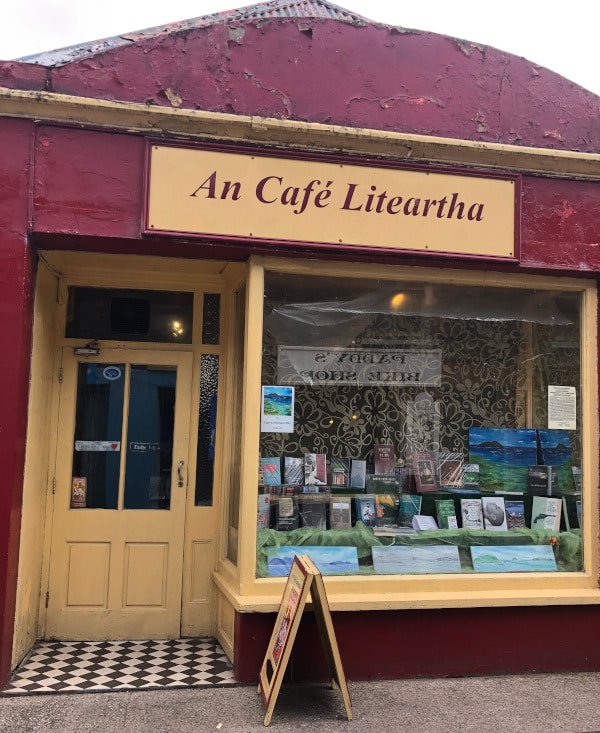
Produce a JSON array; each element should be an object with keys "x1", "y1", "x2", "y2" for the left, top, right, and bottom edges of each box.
[{"x1": 146, "y1": 145, "x2": 517, "y2": 259}]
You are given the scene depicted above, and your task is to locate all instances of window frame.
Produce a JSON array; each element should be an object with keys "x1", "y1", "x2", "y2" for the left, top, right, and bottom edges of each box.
[{"x1": 230, "y1": 256, "x2": 600, "y2": 611}]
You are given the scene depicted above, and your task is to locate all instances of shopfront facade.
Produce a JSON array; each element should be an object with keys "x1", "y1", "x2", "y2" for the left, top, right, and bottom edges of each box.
[{"x1": 2, "y1": 1, "x2": 600, "y2": 688}]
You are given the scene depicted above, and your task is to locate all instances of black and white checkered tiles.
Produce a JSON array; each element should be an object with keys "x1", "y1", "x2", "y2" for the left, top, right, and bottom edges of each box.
[{"x1": 2, "y1": 638, "x2": 237, "y2": 695}]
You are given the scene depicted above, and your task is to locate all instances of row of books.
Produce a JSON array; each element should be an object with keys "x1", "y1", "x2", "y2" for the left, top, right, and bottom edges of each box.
[
  {"x1": 258, "y1": 470, "x2": 582, "y2": 505},
  {"x1": 260, "y1": 474, "x2": 401, "y2": 496},
  {"x1": 426, "y1": 495, "x2": 580, "y2": 532},
  {"x1": 260, "y1": 448, "x2": 463, "y2": 489},
  {"x1": 260, "y1": 454, "x2": 368, "y2": 488},
  {"x1": 259, "y1": 452, "x2": 470, "y2": 493},
  {"x1": 258, "y1": 492, "x2": 582, "y2": 533},
  {"x1": 360, "y1": 494, "x2": 578, "y2": 532},
  {"x1": 258, "y1": 493, "x2": 398, "y2": 532},
  {"x1": 260, "y1": 450, "x2": 582, "y2": 496}
]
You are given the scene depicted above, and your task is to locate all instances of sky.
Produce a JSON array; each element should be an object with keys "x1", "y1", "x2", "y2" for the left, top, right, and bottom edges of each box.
[{"x1": 3, "y1": 1, "x2": 600, "y2": 97}]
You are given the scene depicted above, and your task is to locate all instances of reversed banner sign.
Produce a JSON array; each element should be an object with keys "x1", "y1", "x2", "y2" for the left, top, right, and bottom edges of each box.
[
  {"x1": 277, "y1": 346, "x2": 442, "y2": 386},
  {"x1": 146, "y1": 145, "x2": 518, "y2": 258}
]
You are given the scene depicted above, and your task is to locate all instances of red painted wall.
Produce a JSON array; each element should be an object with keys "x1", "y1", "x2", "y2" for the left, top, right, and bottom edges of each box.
[
  {"x1": 32, "y1": 127, "x2": 145, "y2": 240},
  {"x1": 0, "y1": 118, "x2": 35, "y2": 687},
  {"x1": 236, "y1": 605, "x2": 600, "y2": 683},
  {"x1": 31, "y1": 126, "x2": 600, "y2": 273},
  {"x1": 3, "y1": 19, "x2": 600, "y2": 152},
  {"x1": 521, "y1": 177, "x2": 600, "y2": 270}
]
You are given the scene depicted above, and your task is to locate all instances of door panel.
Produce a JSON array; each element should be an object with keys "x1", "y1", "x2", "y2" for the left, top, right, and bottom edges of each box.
[{"x1": 45, "y1": 348, "x2": 193, "y2": 640}]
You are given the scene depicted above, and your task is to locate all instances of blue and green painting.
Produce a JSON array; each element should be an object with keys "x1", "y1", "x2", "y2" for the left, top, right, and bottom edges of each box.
[
  {"x1": 371, "y1": 545, "x2": 462, "y2": 574},
  {"x1": 267, "y1": 546, "x2": 359, "y2": 576},
  {"x1": 468, "y1": 428, "x2": 537, "y2": 493},
  {"x1": 470, "y1": 544, "x2": 557, "y2": 573},
  {"x1": 538, "y1": 430, "x2": 575, "y2": 493},
  {"x1": 263, "y1": 386, "x2": 293, "y2": 416}
]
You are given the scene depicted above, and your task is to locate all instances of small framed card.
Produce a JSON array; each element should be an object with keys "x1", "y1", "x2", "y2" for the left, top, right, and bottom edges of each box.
[
  {"x1": 71, "y1": 477, "x2": 87, "y2": 508},
  {"x1": 412, "y1": 452, "x2": 438, "y2": 493}
]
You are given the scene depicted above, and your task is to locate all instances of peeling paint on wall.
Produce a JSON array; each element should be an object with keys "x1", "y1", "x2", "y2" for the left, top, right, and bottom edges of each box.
[{"x1": 2, "y1": 9, "x2": 600, "y2": 152}]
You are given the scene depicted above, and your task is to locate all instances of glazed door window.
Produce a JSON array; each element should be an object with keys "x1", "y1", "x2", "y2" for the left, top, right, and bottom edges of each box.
[{"x1": 72, "y1": 363, "x2": 177, "y2": 510}]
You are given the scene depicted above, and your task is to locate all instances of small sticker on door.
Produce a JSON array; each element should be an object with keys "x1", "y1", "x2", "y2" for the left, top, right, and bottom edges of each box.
[
  {"x1": 71, "y1": 477, "x2": 87, "y2": 508},
  {"x1": 75, "y1": 441, "x2": 121, "y2": 451},
  {"x1": 102, "y1": 366, "x2": 122, "y2": 381}
]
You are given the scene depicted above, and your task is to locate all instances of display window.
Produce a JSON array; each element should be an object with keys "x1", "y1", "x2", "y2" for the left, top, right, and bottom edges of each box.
[{"x1": 255, "y1": 265, "x2": 594, "y2": 580}]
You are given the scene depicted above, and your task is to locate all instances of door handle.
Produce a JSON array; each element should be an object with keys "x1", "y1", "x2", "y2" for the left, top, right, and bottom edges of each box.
[{"x1": 177, "y1": 460, "x2": 185, "y2": 488}]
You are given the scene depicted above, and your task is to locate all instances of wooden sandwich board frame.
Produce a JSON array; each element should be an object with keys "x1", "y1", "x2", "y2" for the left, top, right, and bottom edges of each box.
[{"x1": 258, "y1": 553, "x2": 352, "y2": 726}]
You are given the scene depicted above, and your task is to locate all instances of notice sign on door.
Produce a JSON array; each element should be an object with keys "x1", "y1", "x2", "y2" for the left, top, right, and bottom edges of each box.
[{"x1": 146, "y1": 145, "x2": 518, "y2": 259}]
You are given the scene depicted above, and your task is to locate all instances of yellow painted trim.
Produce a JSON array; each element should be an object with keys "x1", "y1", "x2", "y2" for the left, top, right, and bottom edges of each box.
[
  {"x1": 230, "y1": 256, "x2": 599, "y2": 608},
  {"x1": 216, "y1": 306, "x2": 240, "y2": 587},
  {"x1": 580, "y1": 286, "x2": 599, "y2": 578},
  {"x1": 238, "y1": 263, "x2": 265, "y2": 595},
  {"x1": 29, "y1": 250, "x2": 242, "y2": 641},
  {"x1": 214, "y1": 571, "x2": 600, "y2": 613},
  {"x1": 39, "y1": 251, "x2": 232, "y2": 290},
  {"x1": 36, "y1": 272, "x2": 69, "y2": 642},
  {"x1": 253, "y1": 255, "x2": 596, "y2": 291},
  {"x1": 13, "y1": 264, "x2": 61, "y2": 667},
  {"x1": 3, "y1": 87, "x2": 600, "y2": 179},
  {"x1": 23, "y1": 248, "x2": 598, "y2": 624}
]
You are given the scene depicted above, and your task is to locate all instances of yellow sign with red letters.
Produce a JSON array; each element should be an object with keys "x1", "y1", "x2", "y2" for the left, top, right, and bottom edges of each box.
[{"x1": 147, "y1": 144, "x2": 517, "y2": 258}]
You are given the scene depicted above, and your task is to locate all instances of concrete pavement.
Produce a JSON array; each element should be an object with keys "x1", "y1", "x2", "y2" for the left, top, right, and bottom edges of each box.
[{"x1": 2, "y1": 671, "x2": 600, "y2": 732}]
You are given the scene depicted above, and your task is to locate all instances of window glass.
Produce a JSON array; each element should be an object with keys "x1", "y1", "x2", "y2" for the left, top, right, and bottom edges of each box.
[
  {"x1": 195, "y1": 354, "x2": 219, "y2": 506},
  {"x1": 72, "y1": 363, "x2": 124, "y2": 509},
  {"x1": 257, "y1": 271, "x2": 583, "y2": 578},
  {"x1": 202, "y1": 293, "x2": 221, "y2": 345},
  {"x1": 72, "y1": 362, "x2": 178, "y2": 511},
  {"x1": 123, "y1": 365, "x2": 176, "y2": 510},
  {"x1": 66, "y1": 287, "x2": 193, "y2": 344}
]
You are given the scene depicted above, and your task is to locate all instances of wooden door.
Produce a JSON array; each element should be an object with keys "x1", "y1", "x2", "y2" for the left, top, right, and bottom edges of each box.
[{"x1": 45, "y1": 348, "x2": 193, "y2": 640}]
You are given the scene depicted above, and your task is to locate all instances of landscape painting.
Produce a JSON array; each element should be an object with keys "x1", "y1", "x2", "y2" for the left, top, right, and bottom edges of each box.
[
  {"x1": 538, "y1": 429, "x2": 575, "y2": 493},
  {"x1": 262, "y1": 386, "x2": 293, "y2": 416},
  {"x1": 468, "y1": 428, "x2": 538, "y2": 493},
  {"x1": 470, "y1": 544, "x2": 558, "y2": 573},
  {"x1": 267, "y1": 545, "x2": 359, "y2": 576},
  {"x1": 371, "y1": 545, "x2": 462, "y2": 574},
  {"x1": 261, "y1": 386, "x2": 294, "y2": 433}
]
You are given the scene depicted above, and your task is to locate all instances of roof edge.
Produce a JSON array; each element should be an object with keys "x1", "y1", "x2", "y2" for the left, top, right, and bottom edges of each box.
[{"x1": 18, "y1": 0, "x2": 377, "y2": 67}]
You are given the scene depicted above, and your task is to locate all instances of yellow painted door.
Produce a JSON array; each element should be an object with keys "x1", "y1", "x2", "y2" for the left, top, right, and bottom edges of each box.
[{"x1": 45, "y1": 348, "x2": 193, "y2": 640}]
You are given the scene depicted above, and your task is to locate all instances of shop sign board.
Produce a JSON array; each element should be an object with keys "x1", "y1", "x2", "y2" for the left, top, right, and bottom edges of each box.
[
  {"x1": 146, "y1": 144, "x2": 518, "y2": 259},
  {"x1": 277, "y1": 346, "x2": 442, "y2": 386}
]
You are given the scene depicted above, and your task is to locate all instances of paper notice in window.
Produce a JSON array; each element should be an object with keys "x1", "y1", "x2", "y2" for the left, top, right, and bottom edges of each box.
[{"x1": 548, "y1": 386, "x2": 576, "y2": 430}]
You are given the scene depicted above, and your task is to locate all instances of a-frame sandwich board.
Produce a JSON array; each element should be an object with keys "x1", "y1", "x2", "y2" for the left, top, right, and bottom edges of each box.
[{"x1": 258, "y1": 553, "x2": 352, "y2": 726}]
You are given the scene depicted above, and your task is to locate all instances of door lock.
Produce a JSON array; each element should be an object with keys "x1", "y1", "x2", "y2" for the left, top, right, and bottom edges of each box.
[{"x1": 177, "y1": 460, "x2": 185, "y2": 488}]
